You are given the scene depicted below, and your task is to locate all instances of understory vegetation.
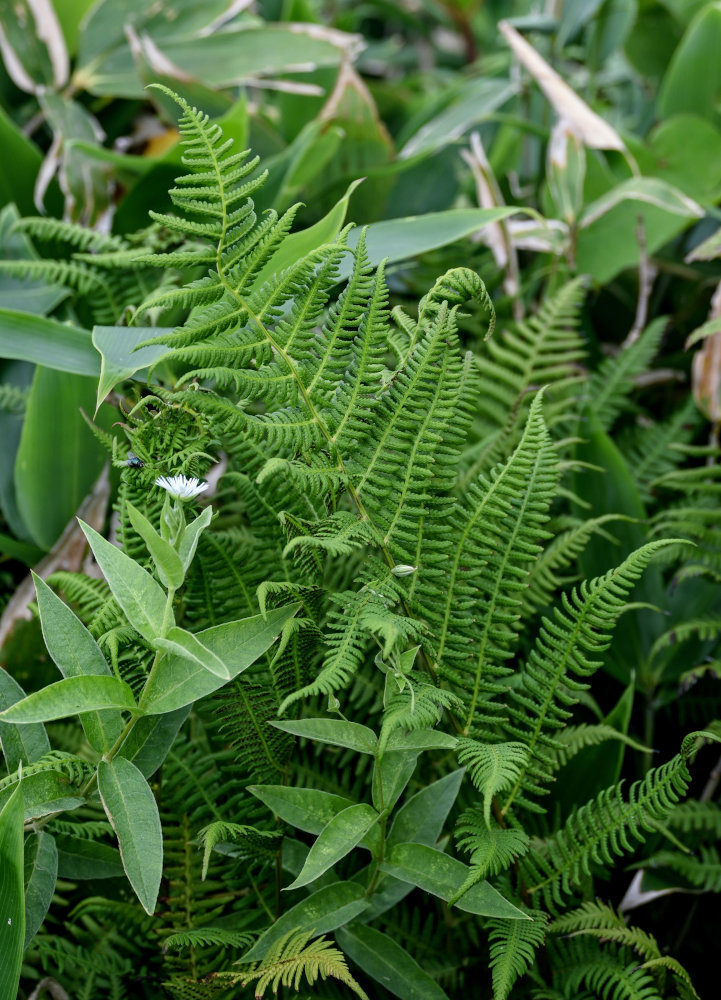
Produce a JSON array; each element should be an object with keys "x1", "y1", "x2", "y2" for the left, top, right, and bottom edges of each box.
[{"x1": 1, "y1": 3, "x2": 721, "y2": 999}]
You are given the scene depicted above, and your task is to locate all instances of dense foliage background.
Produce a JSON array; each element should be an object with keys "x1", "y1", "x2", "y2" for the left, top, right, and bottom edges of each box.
[{"x1": 1, "y1": 1, "x2": 721, "y2": 998}]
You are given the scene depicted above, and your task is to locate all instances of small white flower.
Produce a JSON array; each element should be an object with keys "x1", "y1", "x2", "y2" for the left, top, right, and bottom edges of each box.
[{"x1": 155, "y1": 474, "x2": 209, "y2": 501}]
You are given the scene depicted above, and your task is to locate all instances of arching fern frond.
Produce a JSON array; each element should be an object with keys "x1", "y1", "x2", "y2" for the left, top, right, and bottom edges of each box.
[
  {"x1": 455, "y1": 738, "x2": 530, "y2": 826},
  {"x1": 233, "y1": 929, "x2": 369, "y2": 999},
  {"x1": 502, "y1": 540, "x2": 676, "y2": 812},
  {"x1": 522, "y1": 741, "x2": 694, "y2": 909}
]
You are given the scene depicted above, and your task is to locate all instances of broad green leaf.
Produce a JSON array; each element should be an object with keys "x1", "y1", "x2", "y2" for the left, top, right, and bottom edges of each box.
[
  {"x1": 286, "y1": 804, "x2": 380, "y2": 891},
  {"x1": 243, "y1": 882, "x2": 370, "y2": 962},
  {"x1": 15, "y1": 369, "x2": 112, "y2": 550},
  {"x1": 79, "y1": 520, "x2": 169, "y2": 642},
  {"x1": 254, "y1": 177, "x2": 363, "y2": 289},
  {"x1": 270, "y1": 719, "x2": 378, "y2": 754},
  {"x1": 249, "y1": 785, "x2": 354, "y2": 836},
  {"x1": 117, "y1": 706, "x2": 191, "y2": 778},
  {"x1": 140, "y1": 605, "x2": 298, "y2": 714},
  {"x1": 98, "y1": 757, "x2": 162, "y2": 915},
  {"x1": 55, "y1": 834, "x2": 125, "y2": 880},
  {"x1": 92, "y1": 326, "x2": 170, "y2": 415},
  {"x1": 0, "y1": 310, "x2": 99, "y2": 375},
  {"x1": 23, "y1": 831, "x2": 57, "y2": 947},
  {"x1": 33, "y1": 573, "x2": 123, "y2": 753},
  {"x1": 0, "y1": 771, "x2": 84, "y2": 821},
  {"x1": 338, "y1": 207, "x2": 526, "y2": 282},
  {"x1": 126, "y1": 502, "x2": 184, "y2": 589},
  {"x1": 0, "y1": 784, "x2": 24, "y2": 1000},
  {"x1": 381, "y1": 844, "x2": 529, "y2": 919},
  {"x1": 384, "y1": 730, "x2": 458, "y2": 752},
  {"x1": 659, "y1": 2, "x2": 721, "y2": 119},
  {"x1": 0, "y1": 360, "x2": 35, "y2": 544},
  {"x1": 81, "y1": 23, "x2": 350, "y2": 99},
  {"x1": 372, "y1": 750, "x2": 419, "y2": 812},
  {"x1": 0, "y1": 670, "x2": 49, "y2": 772},
  {"x1": 177, "y1": 505, "x2": 213, "y2": 573},
  {"x1": 0, "y1": 675, "x2": 137, "y2": 724},
  {"x1": 336, "y1": 923, "x2": 451, "y2": 1000},
  {"x1": 579, "y1": 177, "x2": 703, "y2": 229},
  {"x1": 0, "y1": 104, "x2": 60, "y2": 216},
  {"x1": 399, "y1": 77, "x2": 517, "y2": 158},
  {"x1": 153, "y1": 626, "x2": 230, "y2": 680},
  {"x1": 388, "y1": 769, "x2": 465, "y2": 849}
]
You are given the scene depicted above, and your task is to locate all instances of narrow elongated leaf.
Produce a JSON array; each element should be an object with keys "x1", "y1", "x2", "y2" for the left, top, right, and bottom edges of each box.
[
  {"x1": 154, "y1": 626, "x2": 230, "y2": 679},
  {"x1": 243, "y1": 882, "x2": 370, "y2": 962},
  {"x1": 140, "y1": 605, "x2": 298, "y2": 714},
  {"x1": 177, "y1": 505, "x2": 212, "y2": 573},
  {"x1": 580, "y1": 177, "x2": 703, "y2": 229},
  {"x1": 270, "y1": 719, "x2": 378, "y2": 754},
  {"x1": 117, "y1": 706, "x2": 190, "y2": 778},
  {"x1": 381, "y1": 844, "x2": 528, "y2": 918},
  {"x1": 384, "y1": 730, "x2": 458, "y2": 752},
  {"x1": 0, "y1": 784, "x2": 24, "y2": 1000},
  {"x1": 126, "y1": 503, "x2": 184, "y2": 589},
  {"x1": 79, "y1": 520, "x2": 169, "y2": 642},
  {"x1": 0, "y1": 771, "x2": 84, "y2": 821},
  {"x1": 388, "y1": 769, "x2": 465, "y2": 849},
  {"x1": 98, "y1": 757, "x2": 162, "y2": 915},
  {"x1": 0, "y1": 675, "x2": 137, "y2": 724},
  {"x1": 55, "y1": 835, "x2": 125, "y2": 880},
  {"x1": 0, "y1": 309, "x2": 99, "y2": 375},
  {"x1": 0, "y1": 670, "x2": 49, "y2": 771},
  {"x1": 249, "y1": 785, "x2": 354, "y2": 835},
  {"x1": 336, "y1": 923, "x2": 451, "y2": 1000},
  {"x1": 15, "y1": 369, "x2": 111, "y2": 549},
  {"x1": 23, "y1": 831, "x2": 57, "y2": 946},
  {"x1": 33, "y1": 573, "x2": 122, "y2": 753},
  {"x1": 286, "y1": 804, "x2": 380, "y2": 891}
]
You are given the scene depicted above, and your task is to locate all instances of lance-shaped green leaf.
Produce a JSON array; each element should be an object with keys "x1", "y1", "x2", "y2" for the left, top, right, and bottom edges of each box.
[
  {"x1": 153, "y1": 626, "x2": 230, "y2": 680},
  {"x1": 0, "y1": 676, "x2": 137, "y2": 724},
  {"x1": 336, "y1": 924, "x2": 451, "y2": 1000},
  {"x1": 140, "y1": 605, "x2": 298, "y2": 714},
  {"x1": 55, "y1": 835, "x2": 124, "y2": 880},
  {"x1": 388, "y1": 769, "x2": 465, "y2": 849},
  {"x1": 243, "y1": 882, "x2": 370, "y2": 962},
  {"x1": 98, "y1": 757, "x2": 162, "y2": 915},
  {"x1": 33, "y1": 573, "x2": 123, "y2": 753},
  {"x1": 0, "y1": 772, "x2": 85, "y2": 821},
  {"x1": 381, "y1": 844, "x2": 528, "y2": 918},
  {"x1": 286, "y1": 804, "x2": 380, "y2": 891},
  {"x1": 250, "y1": 785, "x2": 354, "y2": 836},
  {"x1": 0, "y1": 670, "x2": 49, "y2": 771},
  {"x1": 117, "y1": 706, "x2": 190, "y2": 778},
  {"x1": 177, "y1": 505, "x2": 212, "y2": 573},
  {"x1": 0, "y1": 784, "x2": 24, "y2": 1000},
  {"x1": 24, "y1": 831, "x2": 57, "y2": 947},
  {"x1": 79, "y1": 520, "x2": 169, "y2": 642},
  {"x1": 270, "y1": 719, "x2": 378, "y2": 755},
  {"x1": 125, "y1": 502, "x2": 184, "y2": 590}
]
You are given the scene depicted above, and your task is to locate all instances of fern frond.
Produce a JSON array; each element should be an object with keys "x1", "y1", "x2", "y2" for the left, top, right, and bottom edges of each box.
[
  {"x1": 584, "y1": 318, "x2": 666, "y2": 431},
  {"x1": 235, "y1": 929, "x2": 369, "y2": 999},
  {"x1": 502, "y1": 540, "x2": 676, "y2": 811},
  {"x1": 551, "y1": 724, "x2": 649, "y2": 770},
  {"x1": 548, "y1": 900, "x2": 660, "y2": 961},
  {"x1": 421, "y1": 394, "x2": 558, "y2": 734},
  {"x1": 455, "y1": 738, "x2": 530, "y2": 826},
  {"x1": 488, "y1": 909, "x2": 547, "y2": 1000},
  {"x1": 163, "y1": 927, "x2": 255, "y2": 953},
  {"x1": 642, "y1": 845, "x2": 721, "y2": 892},
  {"x1": 197, "y1": 820, "x2": 283, "y2": 880},
  {"x1": 522, "y1": 745, "x2": 693, "y2": 908},
  {"x1": 454, "y1": 812, "x2": 530, "y2": 876},
  {"x1": 463, "y1": 276, "x2": 587, "y2": 480}
]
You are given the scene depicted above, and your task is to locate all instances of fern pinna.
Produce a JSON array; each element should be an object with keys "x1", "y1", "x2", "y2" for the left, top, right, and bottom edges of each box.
[{"x1": 6, "y1": 87, "x2": 718, "y2": 1000}]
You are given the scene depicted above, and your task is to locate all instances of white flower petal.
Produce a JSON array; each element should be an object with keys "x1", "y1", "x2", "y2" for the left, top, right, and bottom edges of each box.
[{"x1": 155, "y1": 474, "x2": 209, "y2": 500}]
